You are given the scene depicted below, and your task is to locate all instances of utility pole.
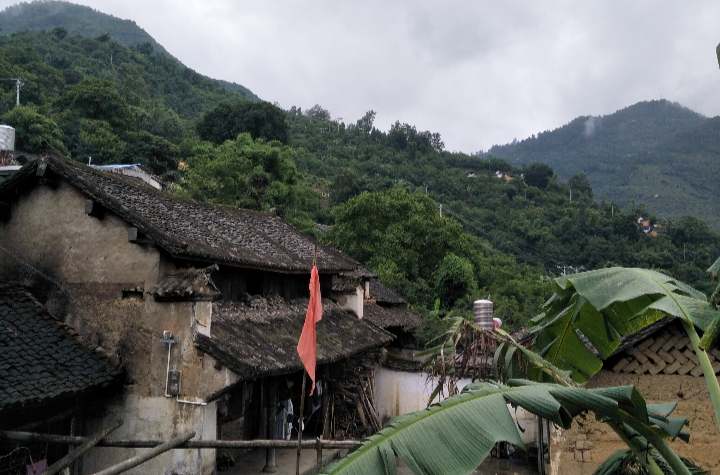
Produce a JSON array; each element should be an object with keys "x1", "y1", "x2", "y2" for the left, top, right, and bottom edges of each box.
[
  {"x1": 439, "y1": 204, "x2": 443, "y2": 217},
  {"x1": 336, "y1": 118, "x2": 342, "y2": 133},
  {"x1": 2, "y1": 78, "x2": 24, "y2": 107}
]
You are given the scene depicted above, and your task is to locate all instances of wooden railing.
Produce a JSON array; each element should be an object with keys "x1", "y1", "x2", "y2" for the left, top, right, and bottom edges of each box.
[{"x1": 0, "y1": 428, "x2": 359, "y2": 474}]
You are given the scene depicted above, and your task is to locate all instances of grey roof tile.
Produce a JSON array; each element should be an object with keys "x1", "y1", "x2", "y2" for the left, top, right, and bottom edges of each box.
[{"x1": 0, "y1": 285, "x2": 123, "y2": 411}]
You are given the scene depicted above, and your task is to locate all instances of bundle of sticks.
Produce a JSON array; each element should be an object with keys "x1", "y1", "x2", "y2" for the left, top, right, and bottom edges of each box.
[{"x1": 330, "y1": 350, "x2": 382, "y2": 438}]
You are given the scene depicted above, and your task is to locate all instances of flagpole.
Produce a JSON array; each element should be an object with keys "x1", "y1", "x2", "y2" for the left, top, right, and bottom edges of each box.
[{"x1": 296, "y1": 245, "x2": 317, "y2": 475}]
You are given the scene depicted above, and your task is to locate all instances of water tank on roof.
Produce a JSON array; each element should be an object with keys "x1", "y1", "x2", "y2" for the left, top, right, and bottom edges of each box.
[
  {"x1": 0, "y1": 125, "x2": 14, "y2": 152},
  {"x1": 473, "y1": 299, "x2": 494, "y2": 331}
]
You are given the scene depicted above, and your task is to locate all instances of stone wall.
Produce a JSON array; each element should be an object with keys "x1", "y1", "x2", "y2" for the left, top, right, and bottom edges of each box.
[{"x1": 550, "y1": 370, "x2": 720, "y2": 475}]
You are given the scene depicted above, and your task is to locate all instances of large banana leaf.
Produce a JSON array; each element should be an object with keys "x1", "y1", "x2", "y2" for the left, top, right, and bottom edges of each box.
[
  {"x1": 320, "y1": 380, "x2": 684, "y2": 475},
  {"x1": 529, "y1": 267, "x2": 718, "y2": 383}
]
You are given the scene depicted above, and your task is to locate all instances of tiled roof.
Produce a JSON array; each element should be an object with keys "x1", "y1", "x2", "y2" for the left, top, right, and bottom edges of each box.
[
  {"x1": 0, "y1": 285, "x2": 123, "y2": 411},
  {"x1": 194, "y1": 295, "x2": 394, "y2": 380},
  {"x1": 363, "y1": 302, "x2": 422, "y2": 331},
  {"x1": 368, "y1": 280, "x2": 406, "y2": 305},
  {"x1": 0, "y1": 155, "x2": 364, "y2": 273},
  {"x1": 151, "y1": 265, "x2": 221, "y2": 301}
]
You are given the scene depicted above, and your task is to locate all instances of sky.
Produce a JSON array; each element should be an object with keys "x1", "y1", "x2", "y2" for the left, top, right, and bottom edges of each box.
[{"x1": 4, "y1": 1, "x2": 720, "y2": 153}]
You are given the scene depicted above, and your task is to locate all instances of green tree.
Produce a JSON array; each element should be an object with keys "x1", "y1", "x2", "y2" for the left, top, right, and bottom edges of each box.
[
  {"x1": 178, "y1": 133, "x2": 305, "y2": 214},
  {"x1": 304, "y1": 104, "x2": 331, "y2": 121},
  {"x1": 522, "y1": 162, "x2": 554, "y2": 189},
  {"x1": 197, "y1": 100, "x2": 289, "y2": 145},
  {"x1": 76, "y1": 119, "x2": 126, "y2": 163},
  {"x1": 355, "y1": 110, "x2": 376, "y2": 133},
  {"x1": 435, "y1": 254, "x2": 477, "y2": 308},
  {"x1": 568, "y1": 171, "x2": 593, "y2": 198},
  {"x1": 124, "y1": 131, "x2": 179, "y2": 176},
  {"x1": 1, "y1": 106, "x2": 67, "y2": 154},
  {"x1": 58, "y1": 77, "x2": 132, "y2": 131}
]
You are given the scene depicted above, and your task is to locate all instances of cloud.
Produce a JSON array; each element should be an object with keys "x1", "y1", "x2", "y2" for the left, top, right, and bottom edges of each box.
[
  {"x1": 583, "y1": 117, "x2": 601, "y2": 137},
  {"x1": 2, "y1": 0, "x2": 720, "y2": 153}
]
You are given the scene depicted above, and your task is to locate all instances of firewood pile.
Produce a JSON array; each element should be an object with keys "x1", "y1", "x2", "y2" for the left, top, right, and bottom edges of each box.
[
  {"x1": 612, "y1": 325, "x2": 720, "y2": 377},
  {"x1": 330, "y1": 350, "x2": 382, "y2": 439}
]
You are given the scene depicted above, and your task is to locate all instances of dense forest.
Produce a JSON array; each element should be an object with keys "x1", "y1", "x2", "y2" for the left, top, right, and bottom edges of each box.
[
  {"x1": 3, "y1": 18, "x2": 720, "y2": 334},
  {"x1": 488, "y1": 100, "x2": 720, "y2": 231}
]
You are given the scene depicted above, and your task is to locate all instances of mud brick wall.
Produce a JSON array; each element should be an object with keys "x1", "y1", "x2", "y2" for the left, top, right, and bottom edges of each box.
[
  {"x1": 610, "y1": 326, "x2": 720, "y2": 377},
  {"x1": 550, "y1": 327, "x2": 720, "y2": 475}
]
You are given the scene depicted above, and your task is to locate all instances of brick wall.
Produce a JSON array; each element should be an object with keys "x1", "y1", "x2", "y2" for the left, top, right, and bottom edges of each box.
[{"x1": 550, "y1": 327, "x2": 720, "y2": 474}]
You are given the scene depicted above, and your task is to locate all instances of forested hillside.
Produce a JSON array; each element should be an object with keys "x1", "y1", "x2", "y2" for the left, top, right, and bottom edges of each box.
[
  {"x1": 4, "y1": 25, "x2": 720, "y2": 332},
  {"x1": 488, "y1": 100, "x2": 720, "y2": 231},
  {"x1": 0, "y1": 1, "x2": 259, "y2": 99},
  {"x1": 0, "y1": 27, "x2": 258, "y2": 178},
  {"x1": 281, "y1": 107, "x2": 720, "y2": 302}
]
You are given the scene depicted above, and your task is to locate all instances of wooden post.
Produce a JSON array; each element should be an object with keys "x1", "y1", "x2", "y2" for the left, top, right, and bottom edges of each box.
[
  {"x1": 537, "y1": 416, "x2": 545, "y2": 475},
  {"x1": 44, "y1": 420, "x2": 123, "y2": 475},
  {"x1": 316, "y1": 437, "x2": 322, "y2": 470},
  {"x1": 259, "y1": 378, "x2": 267, "y2": 444},
  {"x1": 263, "y1": 377, "x2": 278, "y2": 473},
  {"x1": 89, "y1": 431, "x2": 195, "y2": 475},
  {"x1": 296, "y1": 370, "x2": 307, "y2": 475},
  {"x1": 321, "y1": 365, "x2": 331, "y2": 439}
]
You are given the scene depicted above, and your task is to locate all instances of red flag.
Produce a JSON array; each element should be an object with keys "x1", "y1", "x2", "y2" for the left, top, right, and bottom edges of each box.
[{"x1": 297, "y1": 266, "x2": 322, "y2": 395}]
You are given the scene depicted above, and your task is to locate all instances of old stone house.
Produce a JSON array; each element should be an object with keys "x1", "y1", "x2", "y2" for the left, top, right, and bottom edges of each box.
[
  {"x1": 550, "y1": 319, "x2": 720, "y2": 474},
  {"x1": 0, "y1": 154, "x2": 394, "y2": 474}
]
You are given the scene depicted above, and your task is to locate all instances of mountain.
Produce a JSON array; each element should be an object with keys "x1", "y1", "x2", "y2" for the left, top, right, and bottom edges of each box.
[
  {"x1": 488, "y1": 100, "x2": 720, "y2": 230},
  {"x1": 0, "y1": 1, "x2": 259, "y2": 100}
]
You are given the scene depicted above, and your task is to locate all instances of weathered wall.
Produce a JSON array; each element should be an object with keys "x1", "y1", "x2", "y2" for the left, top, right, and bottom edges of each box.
[
  {"x1": 0, "y1": 182, "x2": 159, "y2": 284},
  {"x1": 551, "y1": 371, "x2": 720, "y2": 475},
  {"x1": 83, "y1": 397, "x2": 217, "y2": 475},
  {"x1": 0, "y1": 181, "x2": 240, "y2": 474}
]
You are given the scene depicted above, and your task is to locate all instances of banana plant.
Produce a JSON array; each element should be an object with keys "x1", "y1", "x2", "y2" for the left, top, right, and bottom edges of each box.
[
  {"x1": 528, "y1": 267, "x2": 720, "y2": 432},
  {"x1": 320, "y1": 380, "x2": 692, "y2": 475},
  {"x1": 594, "y1": 448, "x2": 708, "y2": 475}
]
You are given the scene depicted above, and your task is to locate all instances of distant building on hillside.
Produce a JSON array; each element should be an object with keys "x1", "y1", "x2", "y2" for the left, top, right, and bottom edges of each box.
[{"x1": 90, "y1": 164, "x2": 163, "y2": 190}]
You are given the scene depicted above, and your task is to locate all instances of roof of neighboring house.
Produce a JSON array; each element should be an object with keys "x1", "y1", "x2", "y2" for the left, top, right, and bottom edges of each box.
[
  {"x1": 605, "y1": 319, "x2": 720, "y2": 376},
  {"x1": 362, "y1": 281, "x2": 422, "y2": 330},
  {"x1": 151, "y1": 265, "x2": 221, "y2": 301},
  {"x1": 363, "y1": 302, "x2": 423, "y2": 330},
  {"x1": 194, "y1": 296, "x2": 394, "y2": 380},
  {"x1": 0, "y1": 285, "x2": 123, "y2": 411},
  {"x1": 0, "y1": 155, "x2": 363, "y2": 273},
  {"x1": 368, "y1": 280, "x2": 406, "y2": 305},
  {"x1": 606, "y1": 318, "x2": 675, "y2": 358}
]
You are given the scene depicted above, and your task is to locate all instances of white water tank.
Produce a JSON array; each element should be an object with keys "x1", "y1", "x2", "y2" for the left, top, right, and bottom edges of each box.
[
  {"x1": 473, "y1": 299, "x2": 494, "y2": 331},
  {"x1": 0, "y1": 125, "x2": 15, "y2": 152}
]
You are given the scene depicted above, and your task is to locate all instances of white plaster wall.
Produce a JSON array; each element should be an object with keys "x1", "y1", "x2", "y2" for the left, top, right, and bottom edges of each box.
[
  {"x1": 374, "y1": 367, "x2": 536, "y2": 444},
  {"x1": 334, "y1": 286, "x2": 364, "y2": 318},
  {"x1": 83, "y1": 396, "x2": 217, "y2": 475},
  {"x1": 374, "y1": 367, "x2": 472, "y2": 421}
]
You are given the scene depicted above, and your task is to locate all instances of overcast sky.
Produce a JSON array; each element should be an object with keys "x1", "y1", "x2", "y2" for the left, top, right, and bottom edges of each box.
[{"x1": 5, "y1": 1, "x2": 720, "y2": 153}]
